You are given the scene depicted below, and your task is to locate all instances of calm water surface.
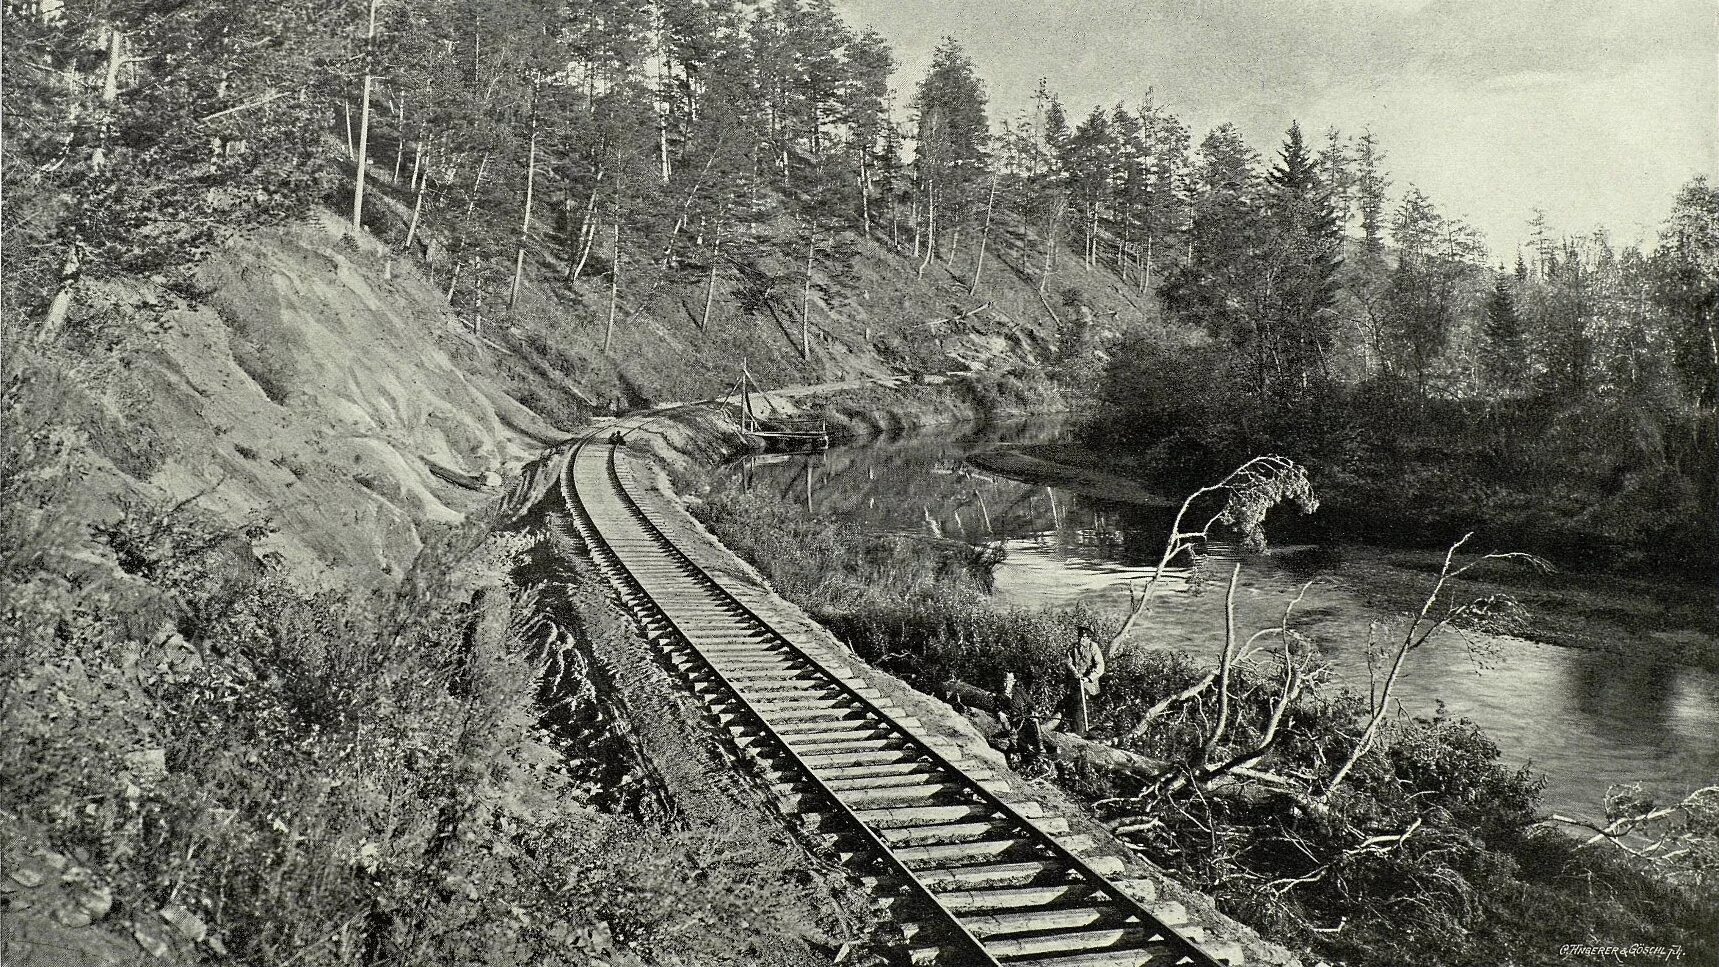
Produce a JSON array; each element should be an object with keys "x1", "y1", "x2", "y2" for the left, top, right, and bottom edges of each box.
[{"x1": 721, "y1": 417, "x2": 1719, "y2": 819}]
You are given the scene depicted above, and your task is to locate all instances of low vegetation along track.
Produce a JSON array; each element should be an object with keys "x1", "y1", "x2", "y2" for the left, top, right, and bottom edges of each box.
[{"x1": 558, "y1": 421, "x2": 1228, "y2": 967}]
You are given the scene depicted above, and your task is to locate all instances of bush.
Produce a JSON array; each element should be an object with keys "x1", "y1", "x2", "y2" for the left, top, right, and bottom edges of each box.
[
  {"x1": 696, "y1": 479, "x2": 1000, "y2": 612},
  {"x1": 828, "y1": 594, "x2": 1113, "y2": 716},
  {"x1": 1, "y1": 476, "x2": 820, "y2": 965}
]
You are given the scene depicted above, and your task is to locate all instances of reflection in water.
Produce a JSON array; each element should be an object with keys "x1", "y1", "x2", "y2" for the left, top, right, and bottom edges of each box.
[
  {"x1": 1569, "y1": 653, "x2": 1672, "y2": 736},
  {"x1": 719, "y1": 418, "x2": 1719, "y2": 818}
]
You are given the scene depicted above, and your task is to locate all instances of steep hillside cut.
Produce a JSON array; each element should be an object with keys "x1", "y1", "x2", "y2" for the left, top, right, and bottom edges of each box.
[{"x1": 100, "y1": 213, "x2": 566, "y2": 575}]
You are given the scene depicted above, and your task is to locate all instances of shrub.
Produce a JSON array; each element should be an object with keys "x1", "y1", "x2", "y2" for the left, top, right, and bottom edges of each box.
[
  {"x1": 2, "y1": 478, "x2": 820, "y2": 965},
  {"x1": 828, "y1": 594, "x2": 1114, "y2": 716},
  {"x1": 696, "y1": 480, "x2": 1000, "y2": 612}
]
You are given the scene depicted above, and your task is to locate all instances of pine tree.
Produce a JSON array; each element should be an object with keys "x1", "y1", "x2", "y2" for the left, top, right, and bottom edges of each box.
[
  {"x1": 1138, "y1": 91, "x2": 1191, "y2": 290},
  {"x1": 3, "y1": 1, "x2": 334, "y2": 336},
  {"x1": 676, "y1": 12, "x2": 776, "y2": 332},
  {"x1": 1109, "y1": 103, "x2": 1147, "y2": 280},
  {"x1": 747, "y1": 2, "x2": 795, "y2": 177},
  {"x1": 784, "y1": 0, "x2": 851, "y2": 163},
  {"x1": 993, "y1": 81, "x2": 1065, "y2": 288},
  {"x1": 838, "y1": 28, "x2": 894, "y2": 237},
  {"x1": 656, "y1": 0, "x2": 747, "y2": 165},
  {"x1": 1065, "y1": 106, "x2": 1117, "y2": 271},
  {"x1": 909, "y1": 37, "x2": 989, "y2": 270},
  {"x1": 1036, "y1": 93, "x2": 1073, "y2": 281},
  {"x1": 1042, "y1": 96, "x2": 1070, "y2": 156}
]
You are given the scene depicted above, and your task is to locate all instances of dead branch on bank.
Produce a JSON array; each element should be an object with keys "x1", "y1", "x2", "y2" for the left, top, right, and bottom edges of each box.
[
  {"x1": 1321, "y1": 533, "x2": 1548, "y2": 799},
  {"x1": 1104, "y1": 455, "x2": 1317, "y2": 660},
  {"x1": 1541, "y1": 784, "x2": 1719, "y2": 887},
  {"x1": 1131, "y1": 573, "x2": 1323, "y2": 800}
]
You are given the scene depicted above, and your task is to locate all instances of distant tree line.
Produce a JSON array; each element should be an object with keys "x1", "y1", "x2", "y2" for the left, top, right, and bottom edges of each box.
[{"x1": 1157, "y1": 121, "x2": 1718, "y2": 415}]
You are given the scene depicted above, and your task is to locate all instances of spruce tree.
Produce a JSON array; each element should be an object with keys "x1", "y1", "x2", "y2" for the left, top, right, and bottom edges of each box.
[
  {"x1": 1481, "y1": 275, "x2": 1529, "y2": 392},
  {"x1": 1263, "y1": 121, "x2": 1344, "y2": 395},
  {"x1": 1353, "y1": 129, "x2": 1389, "y2": 264},
  {"x1": 1316, "y1": 126, "x2": 1353, "y2": 232},
  {"x1": 1537, "y1": 240, "x2": 1594, "y2": 397}
]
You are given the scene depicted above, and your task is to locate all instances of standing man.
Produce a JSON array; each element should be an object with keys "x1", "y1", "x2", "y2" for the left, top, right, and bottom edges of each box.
[{"x1": 1066, "y1": 625, "x2": 1105, "y2": 736}]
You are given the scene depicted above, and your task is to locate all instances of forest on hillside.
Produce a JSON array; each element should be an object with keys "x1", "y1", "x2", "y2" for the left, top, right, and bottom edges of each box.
[{"x1": 7, "y1": 0, "x2": 1715, "y2": 409}]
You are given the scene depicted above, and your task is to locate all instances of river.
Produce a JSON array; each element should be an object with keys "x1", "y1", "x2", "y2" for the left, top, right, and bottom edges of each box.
[{"x1": 721, "y1": 416, "x2": 1719, "y2": 820}]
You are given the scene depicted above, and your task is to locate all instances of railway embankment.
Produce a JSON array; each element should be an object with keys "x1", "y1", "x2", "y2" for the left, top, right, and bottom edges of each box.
[{"x1": 534, "y1": 400, "x2": 1315, "y2": 967}]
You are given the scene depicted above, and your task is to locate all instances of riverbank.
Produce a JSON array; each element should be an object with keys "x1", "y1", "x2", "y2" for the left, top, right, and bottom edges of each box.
[
  {"x1": 977, "y1": 436, "x2": 1719, "y2": 671},
  {"x1": 1337, "y1": 543, "x2": 1719, "y2": 670},
  {"x1": 1080, "y1": 351, "x2": 1719, "y2": 582},
  {"x1": 969, "y1": 445, "x2": 1176, "y2": 506},
  {"x1": 621, "y1": 365, "x2": 1071, "y2": 489}
]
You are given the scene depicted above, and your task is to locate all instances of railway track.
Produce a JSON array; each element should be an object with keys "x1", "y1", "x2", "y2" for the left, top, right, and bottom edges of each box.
[{"x1": 557, "y1": 422, "x2": 1229, "y2": 967}]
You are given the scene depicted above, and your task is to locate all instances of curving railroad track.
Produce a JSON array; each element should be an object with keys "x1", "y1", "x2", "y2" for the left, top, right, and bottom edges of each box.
[{"x1": 556, "y1": 420, "x2": 1229, "y2": 967}]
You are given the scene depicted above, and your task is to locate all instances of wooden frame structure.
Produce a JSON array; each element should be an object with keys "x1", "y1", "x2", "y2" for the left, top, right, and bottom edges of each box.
[{"x1": 727, "y1": 364, "x2": 830, "y2": 452}]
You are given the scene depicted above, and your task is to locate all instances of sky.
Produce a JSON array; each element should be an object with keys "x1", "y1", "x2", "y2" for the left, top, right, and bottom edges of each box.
[{"x1": 832, "y1": 0, "x2": 1717, "y2": 258}]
